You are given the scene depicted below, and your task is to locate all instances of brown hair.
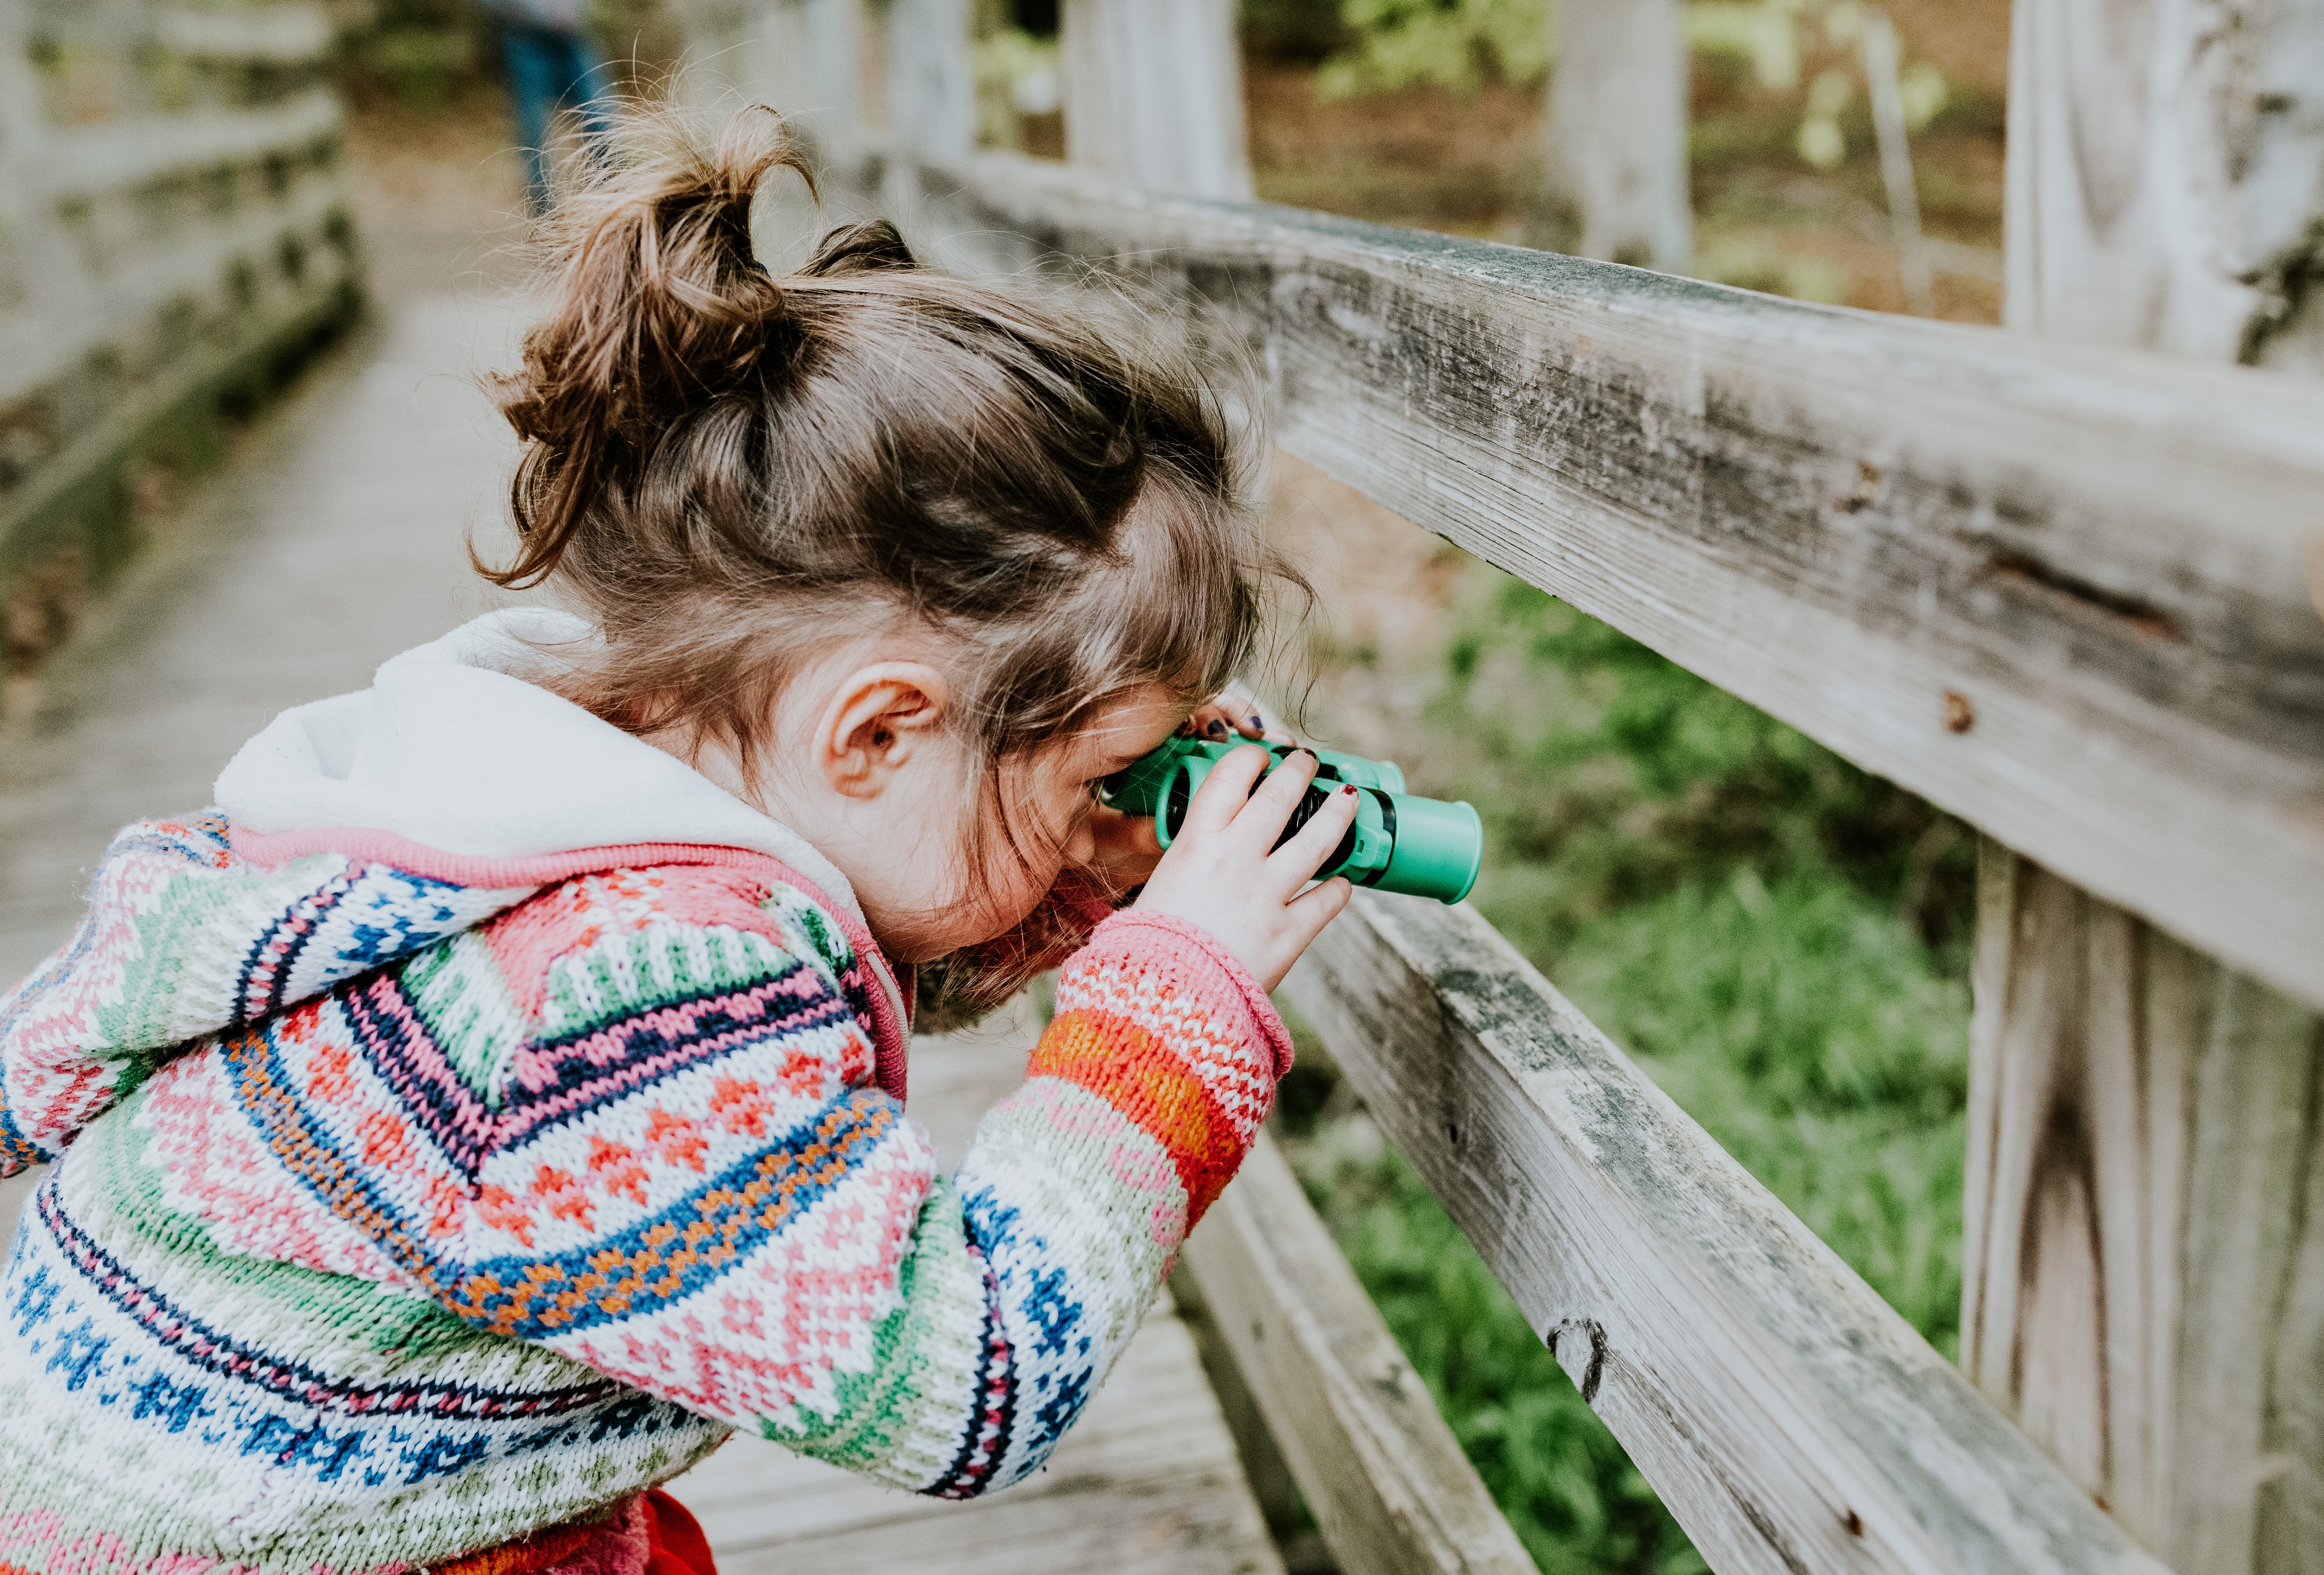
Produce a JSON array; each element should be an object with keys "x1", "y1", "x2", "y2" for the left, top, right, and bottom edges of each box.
[{"x1": 484, "y1": 109, "x2": 1293, "y2": 998}]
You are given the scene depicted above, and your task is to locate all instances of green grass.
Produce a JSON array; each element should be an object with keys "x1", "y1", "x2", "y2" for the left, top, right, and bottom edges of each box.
[{"x1": 1283, "y1": 560, "x2": 1973, "y2": 1573}]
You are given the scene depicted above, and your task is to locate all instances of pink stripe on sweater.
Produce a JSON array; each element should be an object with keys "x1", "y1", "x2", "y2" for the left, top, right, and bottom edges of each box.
[{"x1": 226, "y1": 823, "x2": 911, "y2": 1103}]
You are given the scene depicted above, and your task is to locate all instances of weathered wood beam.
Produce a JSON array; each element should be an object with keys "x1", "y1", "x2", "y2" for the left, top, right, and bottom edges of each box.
[
  {"x1": 1177, "y1": 1130, "x2": 1535, "y2": 1575},
  {"x1": 1963, "y1": 5, "x2": 2324, "y2": 1569},
  {"x1": 1279, "y1": 888, "x2": 2171, "y2": 1575},
  {"x1": 857, "y1": 148, "x2": 2324, "y2": 1011},
  {"x1": 882, "y1": 0, "x2": 974, "y2": 162},
  {"x1": 1058, "y1": 0, "x2": 1251, "y2": 200}
]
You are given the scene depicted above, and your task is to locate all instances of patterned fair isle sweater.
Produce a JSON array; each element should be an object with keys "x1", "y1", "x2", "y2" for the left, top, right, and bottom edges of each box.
[{"x1": 0, "y1": 612, "x2": 1293, "y2": 1575}]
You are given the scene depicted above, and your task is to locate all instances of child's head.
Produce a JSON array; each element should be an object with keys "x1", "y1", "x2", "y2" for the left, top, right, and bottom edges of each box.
[{"x1": 486, "y1": 111, "x2": 1291, "y2": 965}]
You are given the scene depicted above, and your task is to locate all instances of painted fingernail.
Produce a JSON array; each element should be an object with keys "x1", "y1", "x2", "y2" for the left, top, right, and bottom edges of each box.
[
  {"x1": 1206, "y1": 719, "x2": 1227, "y2": 737},
  {"x1": 1246, "y1": 714, "x2": 1262, "y2": 728},
  {"x1": 1339, "y1": 783, "x2": 1356, "y2": 796}
]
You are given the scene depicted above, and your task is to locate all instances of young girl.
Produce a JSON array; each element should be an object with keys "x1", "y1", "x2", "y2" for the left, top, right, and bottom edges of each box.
[{"x1": 0, "y1": 116, "x2": 1359, "y2": 1575}]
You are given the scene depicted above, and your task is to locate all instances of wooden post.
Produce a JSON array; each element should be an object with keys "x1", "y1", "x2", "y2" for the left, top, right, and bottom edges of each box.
[
  {"x1": 1058, "y1": 0, "x2": 1252, "y2": 200},
  {"x1": 798, "y1": 0, "x2": 864, "y2": 152},
  {"x1": 1524, "y1": 0, "x2": 1691, "y2": 270},
  {"x1": 2004, "y1": 0, "x2": 2324, "y2": 370},
  {"x1": 882, "y1": 0, "x2": 974, "y2": 161},
  {"x1": 1963, "y1": 3, "x2": 2324, "y2": 1568}
]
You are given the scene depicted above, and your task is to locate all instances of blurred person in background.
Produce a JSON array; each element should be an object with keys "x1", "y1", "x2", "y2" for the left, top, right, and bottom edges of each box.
[{"x1": 489, "y1": 0, "x2": 618, "y2": 215}]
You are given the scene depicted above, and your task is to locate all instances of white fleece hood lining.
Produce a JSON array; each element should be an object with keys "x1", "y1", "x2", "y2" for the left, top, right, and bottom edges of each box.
[{"x1": 214, "y1": 608, "x2": 869, "y2": 930}]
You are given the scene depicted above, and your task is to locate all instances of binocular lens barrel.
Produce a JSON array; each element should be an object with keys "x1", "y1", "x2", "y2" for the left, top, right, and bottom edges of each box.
[{"x1": 1146, "y1": 745, "x2": 1481, "y2": 905}]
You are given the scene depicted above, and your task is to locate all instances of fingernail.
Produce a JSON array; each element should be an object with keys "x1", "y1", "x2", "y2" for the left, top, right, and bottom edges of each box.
[
  {"x1": 1339, "y1": 783, "x2": 1356, "y2": 796},
  {"x1": 1206, "y1": 719, "x2": 1227, "y2": 737},
  {"x1": 1246, "y1": 714, "x2": 1262, "y2": 728}
]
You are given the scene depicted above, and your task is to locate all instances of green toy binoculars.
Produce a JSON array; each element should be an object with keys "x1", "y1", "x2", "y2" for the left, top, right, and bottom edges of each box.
[{"x1": 1099, "y1": 736, "x2": 1482, "y2": 905}]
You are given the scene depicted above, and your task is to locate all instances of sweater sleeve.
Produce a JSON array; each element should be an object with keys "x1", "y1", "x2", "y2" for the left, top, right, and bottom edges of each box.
[
  {"x1": 0, "y1": 812, "x2": 532, "y2": 1175},
  {"x1": 429, "y1": 881, "x2": 1289, "y2": 1498}
]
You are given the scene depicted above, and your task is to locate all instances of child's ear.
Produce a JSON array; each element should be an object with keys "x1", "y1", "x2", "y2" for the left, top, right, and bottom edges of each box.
[{"x1": 819, "y1": 662, "x2": 950, "y2": 799}]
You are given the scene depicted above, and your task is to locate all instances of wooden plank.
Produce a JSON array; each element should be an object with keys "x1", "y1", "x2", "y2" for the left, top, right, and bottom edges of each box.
[
  {"x1": 678, "y1": 1300, "x2": 1278, "y2": 1561},
  {"x1": 0, "y1": 176, "x2": 350, "y2": 408},
  {"x1": 2004, "y1": 0, "x2": 2324, "y2": 370},
  {"x1": 881, "y1": 0, "x2": 974, "y2": 162},
  {"x1": 1177, "y1": 1128, "x2": 1535, "y2": 1575},
  {"x1": 154, "y1": 5, "x2": 333, "y2": 64},
  {"x1": 1059, "y1": 0, "x2": 1250, "y2": 200},
  {"x1": 1277, "y1": 887, "x2": 2173, "y2": 1575},
  {"x1": 43, "y1": 91, "x2": 342, "y2": 203},
  {"x1": 1961, "y1": 9, "x2": 2324, "y2": 1571},
  {"x1": 1964, "y1": 857, "x2": 2324, "y2": 1571},
  {"x1": 843, "y1": 148, "x2": 2324, "y2": 1010},
  {"x1": 0, "y1": 253, "x2": 359, "y2": 568},
  {"x1": 1525, "y1": 0, "x2": 1690, "y2": 269}
]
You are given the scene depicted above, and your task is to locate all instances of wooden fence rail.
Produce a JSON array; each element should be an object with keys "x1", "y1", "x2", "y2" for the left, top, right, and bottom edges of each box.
[
  {"x1": 1282, "y1": 888, "x2": 2163, "y2": 1575},
  {"x1": 849, "y1": 148, "x2": 2324, "y2": 1018},
  {"x1": 1175, "y1": 1130, "x2": 1537, "y2": 1575}
]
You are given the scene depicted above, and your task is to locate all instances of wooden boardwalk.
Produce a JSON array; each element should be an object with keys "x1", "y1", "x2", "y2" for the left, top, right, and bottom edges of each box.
[{"x1": 0, "y1": 292, "x2": 1283, "y2": 1575}]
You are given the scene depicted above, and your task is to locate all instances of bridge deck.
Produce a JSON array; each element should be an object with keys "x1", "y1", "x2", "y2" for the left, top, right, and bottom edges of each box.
[{"x1": 0, "y1": 292, "x2": 1283, "y2": 1575}]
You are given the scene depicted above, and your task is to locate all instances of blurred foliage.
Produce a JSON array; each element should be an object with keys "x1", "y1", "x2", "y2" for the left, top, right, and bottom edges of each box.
[
  {"x1": 1281, "y1": 561, "x2": 1974, "y2": 1572},
  {"x1": 1241, "y1": 0, "x2": 1351, "y2": 63},
  {"x1": 1257, "y1": 0, "x2": 1951, "y2": 175},
  {"x1": 1313, "y1": 0, "x2": 1550, "y2": 98},
  {"x1": 1438, "y1": 573, "x2": 1973, "y2": 965},
  {"x1": 972, "y1": 28, "x2": 1061, "y2": 150},
  {"x1": 338, "y1": 0, "x2": 496, "y2": 109}
]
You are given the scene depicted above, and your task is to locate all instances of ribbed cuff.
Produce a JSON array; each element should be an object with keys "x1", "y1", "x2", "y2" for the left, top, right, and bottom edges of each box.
[{"x1": 1088, "y1": 909, "x2": 1297, "y2": 1080}]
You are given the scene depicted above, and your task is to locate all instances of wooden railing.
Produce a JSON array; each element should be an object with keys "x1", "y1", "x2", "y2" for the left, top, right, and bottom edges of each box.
[
  {"x1": 0, "y1": 0, "x2": 358, "y2": 697},
  {"x1": 667, "y1": 3, "x2": 2324, "y2": 1572}
]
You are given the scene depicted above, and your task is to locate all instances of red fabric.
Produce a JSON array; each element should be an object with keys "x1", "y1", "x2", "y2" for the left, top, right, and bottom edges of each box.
[{"x1": 643, "y1": 1491, "x2": 718, "y2": 1575}]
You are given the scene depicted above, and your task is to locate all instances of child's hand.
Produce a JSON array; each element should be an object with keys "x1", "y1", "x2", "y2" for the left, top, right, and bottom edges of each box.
[
  {"x1": 1134, "y1": 745, "x2": 1357, "y2": 991},
  {"x1": 1183, "y1": 693, "x2": 1295, "y2": 747}
]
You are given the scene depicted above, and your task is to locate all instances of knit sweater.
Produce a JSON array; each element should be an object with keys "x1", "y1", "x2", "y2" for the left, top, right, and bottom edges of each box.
[{"x1": 0, "y1": 612, "x2": 1293, "y2": 1575}]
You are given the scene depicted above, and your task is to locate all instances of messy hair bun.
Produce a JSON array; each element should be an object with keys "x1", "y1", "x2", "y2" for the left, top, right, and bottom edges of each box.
[
  {"x1": 489, "y1": 117, "x2": 804, "y2": 586},
  {"x1": 485, "y1": 106, "x2": 1294, "y2": 1005}
]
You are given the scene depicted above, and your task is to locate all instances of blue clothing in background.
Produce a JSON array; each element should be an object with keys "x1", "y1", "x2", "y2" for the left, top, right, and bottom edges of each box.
[{"x1": 498, "y1": 15, "x2": 618, "y2": 216}]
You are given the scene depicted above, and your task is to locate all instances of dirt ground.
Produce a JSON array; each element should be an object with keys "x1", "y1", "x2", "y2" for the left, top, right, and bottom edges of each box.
[{"x1": 1245, "y1": 0, "x2": 2009, "y2": 325}]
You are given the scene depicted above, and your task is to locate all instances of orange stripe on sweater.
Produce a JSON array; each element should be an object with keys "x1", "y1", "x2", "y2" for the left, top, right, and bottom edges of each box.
[{"x1": 1028, "y1": 1008, "x2": 1245, "y2": 1225}]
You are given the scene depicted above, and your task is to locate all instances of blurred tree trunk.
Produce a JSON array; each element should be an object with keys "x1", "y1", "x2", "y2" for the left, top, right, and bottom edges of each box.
[
  {"x1": 1523, "y1": 0, "x2": 1691, "y2": 270},
  {"x1": 1059, "y1": 0, "x2": 1250, "y2": 199}
]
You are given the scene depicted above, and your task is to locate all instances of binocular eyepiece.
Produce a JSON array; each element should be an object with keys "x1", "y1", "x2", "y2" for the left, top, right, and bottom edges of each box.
[{"x1": 1099, "y1": 736, "x2": 1482, "y2": 905}]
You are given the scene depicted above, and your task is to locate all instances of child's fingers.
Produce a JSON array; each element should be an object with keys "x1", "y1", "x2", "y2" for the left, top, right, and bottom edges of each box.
[
  {"x1": 1183, "y1": 695, "x2": 1266, "y2": 742},
  {"x1": 1269, "y1": 780, "x2": 1361, "y2": 886},
  {"x1": 1179, "y1": 743, "x2": 1272, "y2": 835},
  {"x1": 1231, "y1": 748, "x2": 1321, "y2": 852},
  {"x1": 1283, "y1": 875, "x2": 1355, "y2": 948},
  {"x1": 1183, "y1": 693, "x2": 1273, "y2": 742}
]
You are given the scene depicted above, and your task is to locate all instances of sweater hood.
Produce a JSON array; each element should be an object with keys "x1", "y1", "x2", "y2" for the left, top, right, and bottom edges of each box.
[{"x1": 215, "y1": 607, "x2": 867, "y2": 927}]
